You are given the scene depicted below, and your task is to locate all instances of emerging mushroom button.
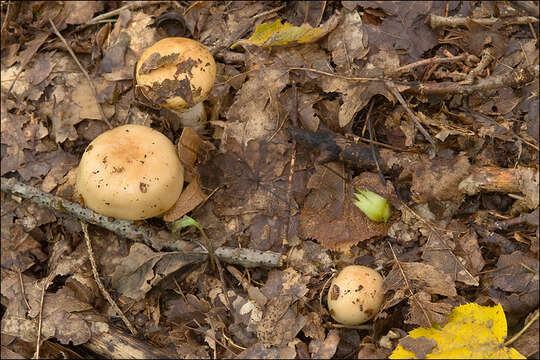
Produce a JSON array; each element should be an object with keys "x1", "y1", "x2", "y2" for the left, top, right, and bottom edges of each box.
[
  {"x1": 135, "y1": 37, "x2": 216, "y2": 113},
  {"x1": 76, "y1": 124, "x2": 184, "y2": 220},
  {"x1": 327, "y1": 265, "x2": 385, "y2": 325}
]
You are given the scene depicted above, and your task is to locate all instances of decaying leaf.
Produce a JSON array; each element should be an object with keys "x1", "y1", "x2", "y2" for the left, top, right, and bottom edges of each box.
[
  {"x1": 111, "y1": 243, "x2": 205, "y2": 300},
  {"x1": 232, "y1": 16, "x2": 338, "y2": 49},
  {"x1": 300, "y1": 169, "x2": 397, "y2": 251}
]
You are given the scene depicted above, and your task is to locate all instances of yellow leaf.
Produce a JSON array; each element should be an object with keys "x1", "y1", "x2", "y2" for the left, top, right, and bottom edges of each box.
[
  {"x1": 390, "y1": 303, "x2": 526, "y2": 359},
  {"x1": 231, "y1": 19, "x2": 329, "y2": 49}
]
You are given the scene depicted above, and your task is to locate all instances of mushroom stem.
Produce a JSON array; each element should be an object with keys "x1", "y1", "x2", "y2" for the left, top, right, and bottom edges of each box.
[{"x1": 173, "y1": 102, "x2": 206, "y2": 131}]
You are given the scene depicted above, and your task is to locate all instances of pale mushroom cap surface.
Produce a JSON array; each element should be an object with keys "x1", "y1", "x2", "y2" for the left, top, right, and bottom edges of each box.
[
  {"x1": 76, "y1": 124, "x2": 184, "y2": 220},
  {"x1": 135, "y1": 37, "x2": 216, "y2": 111},
  {"x1": 327, "y1": 265, "x2": 384, "y2": 325}
]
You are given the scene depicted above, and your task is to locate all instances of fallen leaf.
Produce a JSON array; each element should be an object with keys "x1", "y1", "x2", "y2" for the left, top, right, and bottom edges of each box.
[
  {"x1": 64, "y1": 1, "x2": 103, "y2": 25},
  {"x1": 512, "y1": 309, "x2": 539, "y2": 358},
  {"x1": 111, "y1": 243, "x2": 205, "y2": 300},
  {"x1": 300, "y1": 169, "x2": 397, "y2": 251},
  {"x1": 390, "y1": 303, "x2": 525, "y2": 359},
  {"x1": 163, "y1": 177, "x2": 207, "y2": 222},
  {"x1": 232, "y1": 16, "x2": 338, "y2": 49}
]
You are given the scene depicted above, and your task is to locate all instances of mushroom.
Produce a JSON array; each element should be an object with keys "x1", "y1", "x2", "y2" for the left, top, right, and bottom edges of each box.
[
  {"x1": 135, "y1": 37, "x2": 216, "y2": 129},
  {"x1": 75, "y1": 124, "x2": 184, "y2": 220},
  {"x1": 327, "y1": 265, "x2": 384, "y2": 325}
]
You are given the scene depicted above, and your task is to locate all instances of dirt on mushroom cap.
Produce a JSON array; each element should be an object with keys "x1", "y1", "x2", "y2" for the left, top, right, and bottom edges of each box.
[{"x1": 135, "y1": 37, "x2": 216, "y2": 111}]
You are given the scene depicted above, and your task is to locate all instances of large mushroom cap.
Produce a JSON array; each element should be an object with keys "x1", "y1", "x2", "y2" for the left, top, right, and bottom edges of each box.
[
  {"x1": 327, "y1": 265, "x2": 384, "y2": 325},
  {"x1": 76, "y1": 124, "x2": 184, "y2": 220},
  {"x1": 135, "y1": 37, "x2": 216, "y2": 111}
]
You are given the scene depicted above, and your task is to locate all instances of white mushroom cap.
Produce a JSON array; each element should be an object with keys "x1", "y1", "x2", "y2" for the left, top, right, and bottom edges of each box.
[
  {"x1": 135, "y1": 37, "x2": 216, "y2": 112},
  {"x1": 327, "y1": 265, "x2": 384, "y2": 325},
  {"x1": 76, "y1": 124, "x2": 184, "y2": 220}
]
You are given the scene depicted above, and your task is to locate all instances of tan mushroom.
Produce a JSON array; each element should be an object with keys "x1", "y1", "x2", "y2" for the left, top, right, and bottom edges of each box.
[
  {"x1": 327, "y1": 265, "x2": 385, "y2": 325},
  {"x1": 135, "y1": 37, "x2": 216, "y2": 129},
  {"x1": 76, "y1": 124, "x2": 184, "y2": 220}
]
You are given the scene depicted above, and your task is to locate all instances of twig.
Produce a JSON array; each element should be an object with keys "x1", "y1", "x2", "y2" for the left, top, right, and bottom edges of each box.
[
  {"x1": 461, "y1": 47, "x2": 494, "y2": 84},
  {"x1": 6, "y1": 32, "x2": 49, "y2": 100},
  {"x1": 1, "y1": 177, "x2": 283, "y2": 268},
  {"x1": 80, "y1": 221, "x2": 138, "y2": 336},
  {"x1": 504, "y1": 309, "x2": 539, "y2": 346},
  {"x1": 286, "y1": 82, "x2": 298, "y2": 245},
  {"x1": 34, "y1": 273, "x2": 53, "y2": 360},
  {"x1": 403, "y1": 65, "x2": 539, "y2": 95},
  {"x1": 253, "y1": 4, "x2": 286, "y2": 19},
  {"x1": 366, "y1": 99, "x2": 385, "y2": 187},
  {"x1": 288, "y1": 67, "x2": 380, "y2": 82},
  {"x1": 18, "y1": 269, "x2": 31, "y2": 311},
  {"x1": 511, "y1": 1, "x2": 540, "y2": 17},
  {"x1": 48, "y1": 18, "x2": 112, "y2": 129},
  {"x1": 488, "y1": 208, "x2": 539, "y2": 231},
  {"x1": 385, "y1": 80, "x2": 436, "y2": 146},
  {"x1": 387, "y1": 241, "x2": 432, "y2": 327},
  {"x1": 71, "y1": 1, "x2": 168, "y2": 33},
  {"x1": 1, "y1": 177, "x2": 165, "y2": 249},
  {"x1": 429, "y1": 14, "x2": 539, "y2": 28},
  {"x1": 391, "y1": 54, "x2": 466, "y2": 76}
]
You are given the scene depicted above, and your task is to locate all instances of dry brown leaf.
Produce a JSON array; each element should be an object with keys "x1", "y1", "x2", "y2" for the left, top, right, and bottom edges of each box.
[
  {"x1": 300, "y1": 169, "x2": 397, "y2": 251},
  {"x1": 163, "y1": 177, "x2": 207, "y2": 222},
  {"x1": 383, "y1": 261, "x2": 457, "y2": 304},
  {"x1": 111, "y1": 243, "x2": 205, "y2": 300},
  {"x1": 405, "y1": 291, "x2": 453, "y2": 328},
  {"x1": 311, "y1": 329, "x2": 340, "y2": 359},
  {"x1": 512, "y1": 309, "x2": 540, "y2": 358},
  {"x1": 422, "y1": 229, "x2": 480, "y2": 286},
  {"x1": 409, "y1": 154, "x2": 471, "y2": 203},
  {"x1": 1, "y1": 269, "x2": 94, "y2": 345}
]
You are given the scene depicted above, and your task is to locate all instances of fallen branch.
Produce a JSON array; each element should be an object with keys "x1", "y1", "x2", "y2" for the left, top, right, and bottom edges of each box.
[
  {"x1": 390, "y1": 54, "x2": 467, "y2": 76},
  {"x1": 429, "y1": 14, "x2": 539, "y2": 28},
  {"x1": 1, "y1": 177, "x2": 283, "y2": 268},
  {"x1": 401, "y1": 65, "x2": 539, "y2": 95}
]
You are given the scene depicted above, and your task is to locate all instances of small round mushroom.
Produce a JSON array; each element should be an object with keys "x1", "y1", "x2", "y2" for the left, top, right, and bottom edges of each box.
[
  {"x1": 135, "y1": 37, "x2": 216, "y2": 129},
  {"x1": 327, "y1": 265, "x2": 384, "y2": 325},
  {"x1": 75, "y1": 124, "x2": 184, "y2": 220}
]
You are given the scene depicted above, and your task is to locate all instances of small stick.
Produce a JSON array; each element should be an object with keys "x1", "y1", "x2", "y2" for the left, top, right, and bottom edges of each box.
[
  {"x1": 286, "y1": 82, "x2": 298, "y2": 244},
  {"x1": 391, "y1": 54, "x2": 466, "y2": 76},
  {"x1": 488, "y1": 208, "x2": 539, "y2": 231},
  {"x1": 1, "y1": 177, "x2": 283, "y2": 268},
  {"x1": 385, "y1": 80, "x2": 436, "y2": 146},
  {"x1": 81, "y1": 221, "x2": 138, "y2": 336},
  {"x1": 461, "y1": 47, "x2": 494, "y2": 84},
  {"x1": 504, "y1": 310, "x2": 539, "y2": 346},
  {"x1": 48, "y1": 18, "x2": 112, "y2": 129},
  {"x1": 18, "y1": 269, "x2": 31, "y2": 311},
  {"x1": 288, "y1": 67, "x2": 380, "y2": 82},
  {"x1": 429, "y1": 14, "x2": 538, "y2": 28},
  {"x1": 366, "y1": 99, "x2": 386, "y2": 187},
  {"x1": 71, "y1": 1, "x2": 168, "y2": 33},
  {"x1": 34, "y1": 273, "x2": 53, "y2": 360},
  {"x1": 387, "y1": 241, "x2": 432, "y2": 327},
  {"x1": 253, "y1": 4, "x2": 286, "y2": 19}
]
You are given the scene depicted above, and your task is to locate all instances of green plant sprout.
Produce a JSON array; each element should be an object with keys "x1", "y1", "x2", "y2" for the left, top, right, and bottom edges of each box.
[{"x1": 353, "y1": 189, "x2": 392, "y2": 223}]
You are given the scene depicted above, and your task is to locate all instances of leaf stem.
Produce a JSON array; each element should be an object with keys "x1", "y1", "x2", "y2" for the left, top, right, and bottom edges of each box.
[{"x1": 504, "y1": 310, "x2": 539, "y2": 346}]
